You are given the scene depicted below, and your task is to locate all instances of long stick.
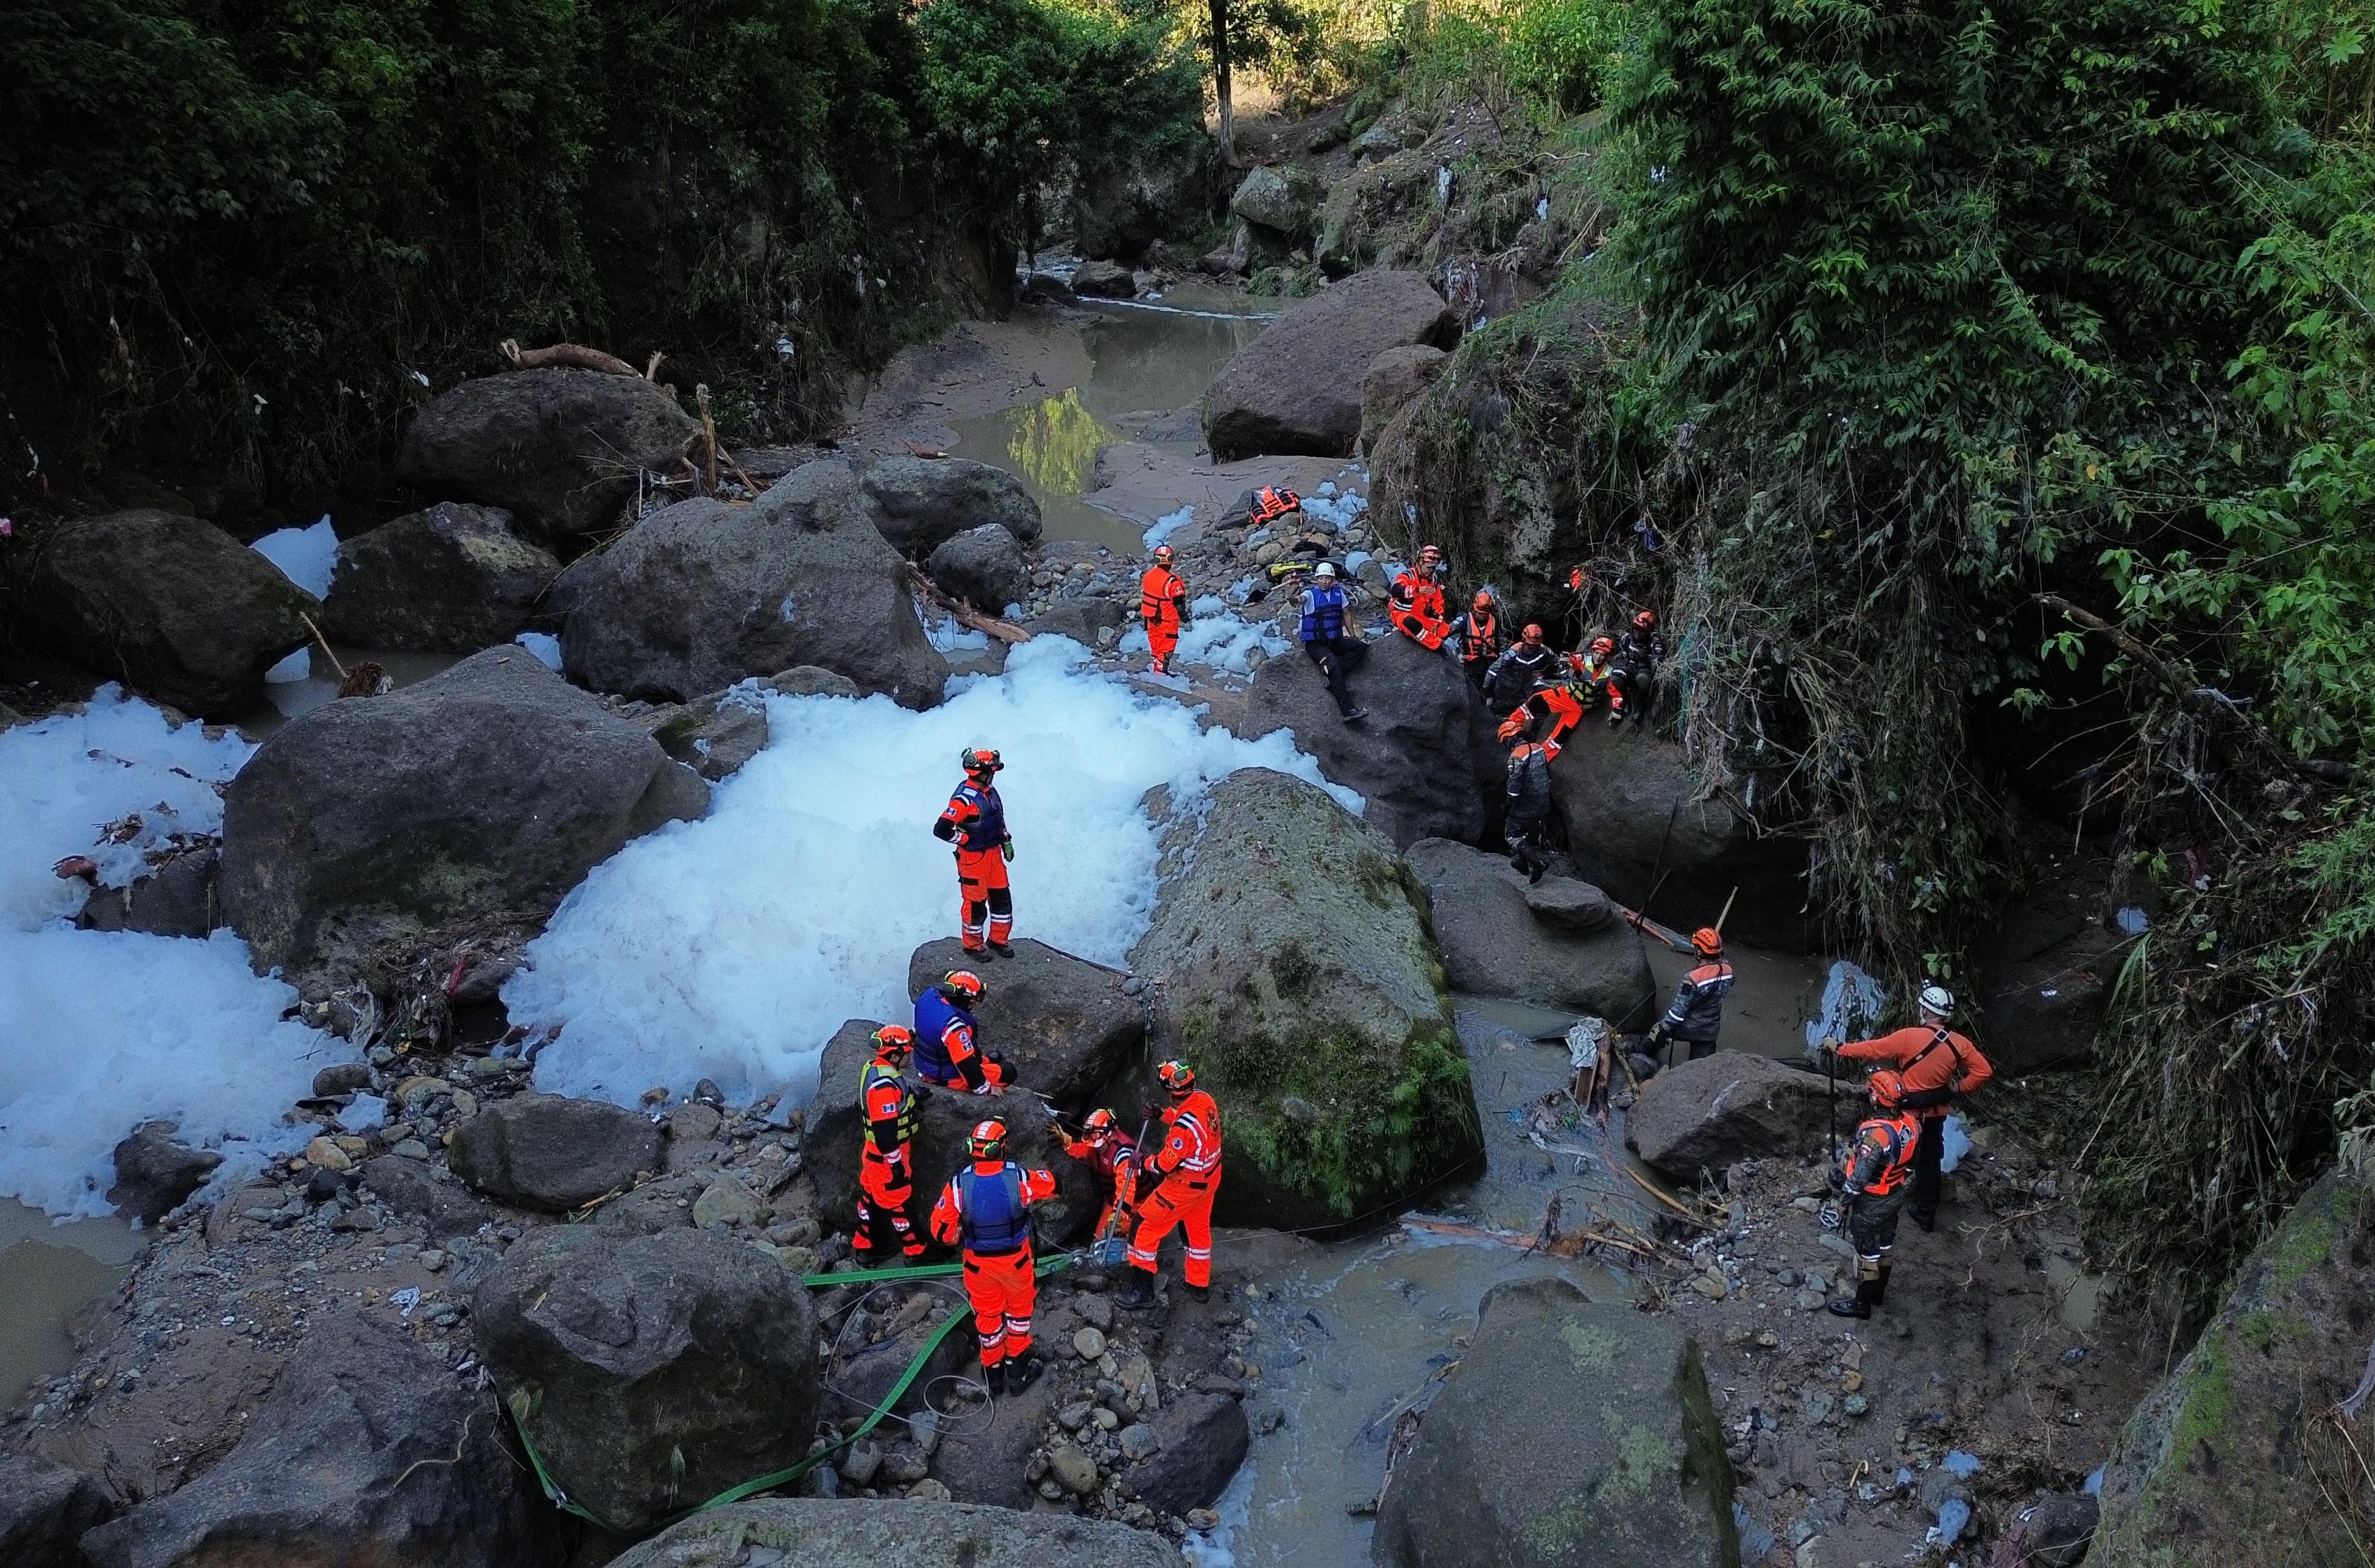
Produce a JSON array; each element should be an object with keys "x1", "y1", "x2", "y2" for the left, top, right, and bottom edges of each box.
[
  {"x1": 1713, "y1": 884, "x2": 1738, "y2": 933},
  {"x1": 298, "y1": 613, "x2": 348, "y2": 680},
  {"x1": 1826, "y1": 1038, "x2": 1838, "y2": 1167}
]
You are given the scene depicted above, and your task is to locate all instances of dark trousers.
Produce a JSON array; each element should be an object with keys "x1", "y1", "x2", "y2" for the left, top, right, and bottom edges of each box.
[
  {"x1": 1910, "y1": 1114, "x2": 1947, "y2": 1224},
  {"x1": 1304, "y1": 636, "x2": 1360, "y2": 715},
  {"x1": 1505, "y1": 815, "x2": 1548, "y2": 875},
  {"x1": 1610, "y1": 663, "x2": 1648, "y2": 723},
  {"x1": 1847, "y1": 1187, "x2": 1906, "y2": 1268}
]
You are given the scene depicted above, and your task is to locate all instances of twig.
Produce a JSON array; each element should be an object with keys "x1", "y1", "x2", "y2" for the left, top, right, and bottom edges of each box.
[
  {"x1": 695, "y1": 384, "x2": 721, "y2": 495},
  {"x1": 298, "y1": 613, "x2": 346, "y2": 680},
  {"x1": 501, "y1": 339, "x2": 639, "y2": 377}
]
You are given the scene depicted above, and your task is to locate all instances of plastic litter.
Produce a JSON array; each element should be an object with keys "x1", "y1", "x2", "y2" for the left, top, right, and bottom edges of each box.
[
  {"x1": 390, "y1": 1286, "x2": 422, "y2": 1319},
  {"x1": 1942, "y1": 1449, "x2": 1982, "y2": 1478},
  {"x1": 1936, "y1": 1496, "x2": 1971, "y2": 1545}
]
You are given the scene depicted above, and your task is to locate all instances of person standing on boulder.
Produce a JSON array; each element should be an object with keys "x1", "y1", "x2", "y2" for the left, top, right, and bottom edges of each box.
[
  {"x1": 1648, "y1": 928, "x2": 1734, "y2": 1063},
  {"x1": 1117, "y1": 1059, "x2": 1222, "y2": 1309},
  {"x1": 929, "y1": 1118, "x2": 1057, "y2": 1394},
  {"x1": 1139, "y1": 544, "x2": 1190, "y2": 675},
  {"x1": 1503, "y1": 739, "x2": 1554, "y2": 883},
  {"x1": 1826, "y1": 984, "x2": 1993, "y2": 1231},
  {"x1": 1826, "y1": 1069, "x2": 1921, "y2": 1319},
  {"x1": 933, "y1": 745, "x2": 1014, "y2": 956},
  {"x1": 855, "y1": 1025, "x2": 928, "y2": 1261},
  {"x1": 915, "y1": 969, "x2": 1013, "y2": 1094},
  {"x1": 1456, "y1": 590, "x2": 1504, "y2": 690},
  {"x1": 1297, "y1": 562, "x2": 1367, "y2": 723},
  {"x1": 1387, "y1": 545, "x2": 1452, "y2": 650}
]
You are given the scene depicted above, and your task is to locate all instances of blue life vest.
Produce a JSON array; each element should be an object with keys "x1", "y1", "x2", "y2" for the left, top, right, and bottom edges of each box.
[
  {"x1": 912, "y1": 988, "x2": 976, "y2": 1082},
  {"x1": 956, "y1": 1164, "x2": 1030, "y2": 1254},
  {"x1": 1299, "y1": 583, "x2": 1347, "y2": 642},
  {"x1": 949, "y1": 782, "x2": 1007, "y2": 852}
]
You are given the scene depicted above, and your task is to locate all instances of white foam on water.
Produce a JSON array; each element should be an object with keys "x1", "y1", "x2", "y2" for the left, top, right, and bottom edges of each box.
[
  {"x1": 515, "y1": 631, "x2": 565, "y2": 670},
  {"x1": 1145, "y1": 506, "x2": 1194, "y2": 548},
  {"x1": 248, "y1": 516, "x2": 339, "y2": 599},
  {"x1": 1120, "y1": 597, "x2": 1286, "y2": 675},
  {"x1": 505, "y1": 638, "x2": 1359, "y2": 1109}
]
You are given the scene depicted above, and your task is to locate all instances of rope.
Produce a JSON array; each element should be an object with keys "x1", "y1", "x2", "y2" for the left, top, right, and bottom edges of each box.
[{"x1": 505, "y1": 1250, "x2": 1076, "y2": 1532}]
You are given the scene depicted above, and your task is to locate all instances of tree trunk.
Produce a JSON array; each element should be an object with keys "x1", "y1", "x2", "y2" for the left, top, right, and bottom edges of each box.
[{"x1": 1209, "y1": 0, "x2": 1235, "y2": 166}]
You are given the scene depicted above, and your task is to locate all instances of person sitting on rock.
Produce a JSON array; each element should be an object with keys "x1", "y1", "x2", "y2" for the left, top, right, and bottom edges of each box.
[
  {"x1": 1482, "y1": 624, "x2": 1557, "y2": 715},
  {"x1": 1387, "y1": 545, "x2": 1452, "y2": 650},
  {"x1": 1062, "y1": 1107, "x2": 1140, "y2": 1240},
  {"x1": 855, "y1": 1025, "x2": 928, "y2": 1261},
  {"x1": 1607, "y1": 610, "x2": 1663, "y2": 727},
  {"x1": 1647, "y1": 928, "x2": 1734, "y2": 1063},
  {"x1": 1456, "y1": 590, "x2": 1504, "y2": 689},
  {"x1": 1138, "y1": 544, "x2": 1189, "y2": 675},
  {"x1": 1297, "y1": 562, "x2": 1368, "y2": 723},
  {"x1": 1503, "y1": 740, "x2": 1555, "y2": 884},
  {"x1": 915, "y1": 969, "x2": 1012, "y2": 1094},
  {"x1": 930, "y1": 1117, "x2": 1057, "y2": 1394},
  {"x1": 1826, "y1": 1070, "x2": 1920, "y2": 1319}
]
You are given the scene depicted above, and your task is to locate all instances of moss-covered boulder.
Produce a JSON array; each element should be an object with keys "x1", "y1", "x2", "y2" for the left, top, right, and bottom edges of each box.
[
  {"x1": 1372, "y1": 1276, "x2": 1738, "y2": 1568},
  {"x1": 2091, "y1": 1167, "x2": 2375, "y2": 1567},
  {"x1": 1127, "y1": 768, "x2": 1482, "y2": 1231}
]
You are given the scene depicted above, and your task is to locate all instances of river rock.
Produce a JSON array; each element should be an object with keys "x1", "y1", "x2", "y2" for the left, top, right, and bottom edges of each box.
[
  {"x1": 606, "y1": 1498, "x2": 1184, "y2": 1567},
  {"x1": 1358, "y1": 346, "x2": 1447, "y2": 456},
  {"x1": 106, "y1": 1122, "x2": 222, "y2": 1224},
  {"x1": 1406, "y1": 839, "x2": 1654, "y2": 1024},
  {"x1": 1548, "y1": 724, "x2": 1810, "y2": 951},
  {"x1": 2093, "y1": 1166, "x2": 2375, "y2": 1565},
  {"x1": 0, "y1": 1452, "x2": 115, "y2": 1566},
  {"x1": 10, "y1": 509, "x2": 316, "y2": 716},
  {"x1": 1524, "y1": 874, "x2": 1617, "y2": 936},
  {"x1": 906, "y1": 938, "x2": 1145, "y2": 1105},
  {"x1": 80, "y1": 1312, "x2": 552, "y2": 1568},
  {"x1": 1228, "y1": 165, "x2": 1324, "y2": 240},
  {"x1": 2004, "y1": 1493, "x2": 2099, "y2": 1568},
  {"x1": 1626, "y1": 1050, "x2": 1828, "y2": 1183},
  {"x1": 827, "y1": 1298, "x2": 980, "y2": 1422},
  {"x1": 320, "y1": 502, "x2": 561, "y2": 652},
  {"x1": 360, "y1": 1155, "x2": 496, "y2": 1238},
  {"x1": 562, "y1": 466, "x2": 948, "y2": 708},
  {"x1": 1371, "y1": 1277, "x2": 1734, "y2": 1568},
  {"x1": 652, "y1": 686, "x2": 772, "y2": 781},
  {"x1": 1202, "y1": 272, "x2": 1457, "y2": 462},
  {"x1": 805, "y1": 1020, "x2": 1097, "y2": 1240},
  {"x1": 1124, "y1": 1392, "x2": 1248, "y2": 1515},
  {"x1": 220, "y1": 646, "x2": 705, "y2": 982},
  {"x1": 1073, "y1": 154, "x2": 1209, "y2": 263},
  {"x1": 763, "y1": 666, "x2": 862, "y2": 698},
  {"x1": 1129, "y1": 769, "x2": 1482, "y2": 1231},
  {"x1": 1072, "y1": 259, "x2": 1138, "y2": 298},
  {"x1": 471, "y1": 1226, "x2": 820, "y2": 1535},
  {"x1": 76, "y1": 847, "x2": 218, "y2": 938},
  {"x1": 446, "y1": 1093, "x2": 662, "y2": 1212},
  {"x1": 860, "y1": 456, "x2": 1044, "y2": 559},
  {"x1": 396, "y1": 368, "x2": 699, "y2": 540},
  {"x1": 926, "y1": 523, "x2": 1031, "y2": 612},
  {"x1": 1242, "y1": 630, "x2": 1502, "y2": 850},
  {"x1": 1028, "y1": 596, "x2": 1129, "y2": 647}
]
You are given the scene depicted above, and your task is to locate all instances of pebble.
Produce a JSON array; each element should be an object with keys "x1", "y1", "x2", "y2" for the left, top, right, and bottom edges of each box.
[
  {"x1": 390, "y1": 1139, "x2": 431, "y2": 1161},
  {"x1": 906, "y1": 1479, "x2": 952, "y2": 1502},
  {"x1": 1794, "y1": 1289, "x2": 1826, "y2": 1312},
  {"x1": 1843, "y1": 1393, "x2": 1870, "y2": 1417},
  {"x1": 1186, "y1": 1509, "x2": 1220, "y2": 1530},
  {"x1": 1074, "y1": 1326, "x2": 1107, "y2": 1360},
  {"x1": 1092, "y1": 1407, "x2": 1120, "y2": 1431},
  {"x1": 839, "y1": 1439, "x2": 883, "y2": 1486},
  {"x1": 1048, "y1": 1444, "x2": 1099, "y2": 1496},
  {"x1": 418, "y1": 1250, "x2": 448, "y2": 1273},
  {"x1": 1692, "y1": 1272, "x2": 1728, "y2": 1300},
  {"x1": 1774, "y1": 1268, "x2": 1800, "y2": 1287},
  {"x1": 1755, "y1": 1330, "x2": 1780, "y2": 1348},
  {"x1": 1037, "y1": 1479, "x2": 1068, "y2": 1502},
  {"x1": 1071, "y1": 1294, "x2": 1115, "y2": 1332},
  {"x1": 1057, "y1": 1402, "x2": 1092, "y2": 1432},
  {"x1": 303, "y1": 1137, "x2": 353, "y2": 1174},
  {"x1": 1118, "y1": 1423, "x2": 1158, "y2": 1462}
]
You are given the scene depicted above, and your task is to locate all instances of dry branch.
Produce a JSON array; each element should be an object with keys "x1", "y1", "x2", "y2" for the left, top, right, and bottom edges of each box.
[
  {"x1": 906, "y1": 562, "x2": 1032, "y2": 645},
  {"x1": 501, "y1": 339, "x2": 639, "y2": 377}
]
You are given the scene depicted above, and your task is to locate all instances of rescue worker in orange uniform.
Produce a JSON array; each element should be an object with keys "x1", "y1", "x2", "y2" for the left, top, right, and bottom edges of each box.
[
  {"x1": 1826, "y1": 984, "x2": 1994, "y2": 1231},
  {"x1": 1116, "y1": 1059, "x2": 1222, "y2": 1309},
  {"x1": 929, "y1": 1118, "x2": 1057, "y2": 1394},
  {"x1": 855, "y1": 1025, "x2": 928, "y2": 1260},
  {"x1": 1496, "y1": 670, "x2": 1594, "y2": 757},
  {"x1": 914, "y1": 969, "x2": 1012, "y2": 1093},
  {"x1": 1062, "y1": 1107, "x2": 1140, "y2": 1238},
  {"x1": 1139, "y1": 544, "x2": 1190, "y2": 675},
  {"x1": 1456, "y1": 590, "x2": 1503, "y2": 691},
  {"x1": 1827, "y1": 1070, "x2": 1921, "y2": 1319},
  {"x1": 1482, "y1": 624, "x2": 1556, "y2": 716},
  {"x1": 933, "y1": 746, "x2": 1014, "y2": 955},
  {"x1": 1649, "y1": 928, "x2": 1735, "y2": 1062},
  {"x1": 1387, "y1": 545, "x2": 1452, "y2": 649}
]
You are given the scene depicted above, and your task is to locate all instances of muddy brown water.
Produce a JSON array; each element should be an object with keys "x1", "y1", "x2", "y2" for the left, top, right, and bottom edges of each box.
[{"x1": 0, "y1": 1201, "x2": 144, "y2": 1410}]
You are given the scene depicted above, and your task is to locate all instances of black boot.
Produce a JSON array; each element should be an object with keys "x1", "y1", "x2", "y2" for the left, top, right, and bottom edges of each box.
[
  {"x1": 1114, "y1": 1268, "x2": 1159, "y2": 1311},
  {"x1": 1004, "y1": 1353, "x2": 1044, "y2": 1394},
  {"x1": 991, "y1": 1362, "x2": 1011, "y2": 1395},
  {"x1": 1827, "y1": 1277, "x2": 1880, "y2": 1319},
  {"x1": 986, "y1": 939, "x2": 1014, "y2": 958},
  {"x1": 1871, "y1": 1264, "x2": 1892, "y2": 1306},
  {"x1": 1182, "y1": 1282, "x2": 1209, "y2": 1303}
]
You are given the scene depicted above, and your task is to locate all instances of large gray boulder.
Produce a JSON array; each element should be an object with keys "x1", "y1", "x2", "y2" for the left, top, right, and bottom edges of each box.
[
  {"x1": 1074, "y1": 153, "x2": 1209, "y2": 262},
  {"x1": 321, "y1": 502, "x2": 561, "y2": 652},
  {"x1": 860, "y1": 456, "x2": 1044, "y2": 559},
  {"x1": 926, "y1": 523, "x2": 1030, "y2": 612},
  {"x1": 1228, "y1": 164, "x2": 1325, "y2": 240},
  {"x1": 106, "y1": 1121, "x2": 222, "y2": 1224},
  {"x1": 447, "y1": 1093, "x2": 663, "y2": 1212},
  {"x1": 563, "y1": 466, "x2": 949, "y2": 708},
  {"x1": 1124, "y1": 1392, "x2": 1250, "y2": 1515},
  {"x1": 905, "y1": 937, "x2": 1146, "y2": 1106},
  {"x1": 9, "y1": 509, "x2": 314, "y2": 716},
  {"x1": 1548, "y1": 724, "x2": 1810, "y2": 951},
  {"x1": 608, "y1": 1499, "x2": 1186, "y2": 1567},
  {"x1": 805, "y1": 1020, "x2": 1099, "y2": 1243},
  {"x1": 471, "y1": 1227, "x2": 821, "y2": 1535},
  {"x1": 0, "y1": 1453, "x2": 115, "y2": 1567},
  {"x1": 1129, "y1": 769, "x2": 1483, "y2": 1231},
  {"x1": 1405, "y1": 839, "x2": 1654, "y2": 1025},
  {"x1": 1202, "y1": 272, "x2": 1457, "y2": 462},
  {"x1": 1372, "y1": 1277, "x2": 1736, "y2": 1568},
  {"x1": 360, "y1": 1155, "x2": 495, "y2": 1239},
  {"x1": 397, "y1": 368, "x2": 699, "y2": 540},
  {"x1": 1625, "y1": 1050, "x2": 1827, "y2": 1183},
  {"x1": 220, "y1": 645, "x2": 706, "y2": 983},
  {"x1": 1360, "y1": 345, "x2": 1449, "y2": 455},
  {"x1": 80, "y1": 1312, "x2": 554, "y2": 1568},
  {"x1": 1244, "y1": 629, "x2": 1502, "y2": 850},
  {"x1": 2093, "y1": 1167, "x2": 2375, "y2": 1567}
]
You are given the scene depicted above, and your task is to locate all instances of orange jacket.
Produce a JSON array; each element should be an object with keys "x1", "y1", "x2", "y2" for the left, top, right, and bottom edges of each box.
[
  {"x1": 1140, "y1": 566, "x2": 1187, "y2": 627},
  {"x1": 1840, "y1": 1109, "x2": 1921, "y2": 1196},
  {"x1": 1390, "y1": 570, "x2": 1446, "y2": 623},
  {"x1": 1150, "y1": 1090, "x2": 1223, "y2": 1177},
  {"x1": 1063, "y1": 1130, "x2": 1140, "y2": 1210},
  {"x1": 1837, "y1": 1026, "x2": 1994, "y2": 1120}
]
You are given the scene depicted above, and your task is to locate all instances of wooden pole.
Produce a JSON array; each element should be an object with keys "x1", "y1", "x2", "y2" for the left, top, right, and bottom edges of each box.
[
  {"x1": 1713, "y1": 885, "x2": 1739, "y2": 932},
  {"x1": 298, "y1": 613, "x2": 347, "y2": 680}
]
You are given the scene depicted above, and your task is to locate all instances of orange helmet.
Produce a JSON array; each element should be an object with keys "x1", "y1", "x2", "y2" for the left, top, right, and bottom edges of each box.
[
  {"x1": 1866, "y1": 1070, "x2": 1907, "y2": 1111},
  {"x1": 1083, "y1": 1107, "x2": 1118, "y2": 1135},
  {"x1": 942, "y1": 969, "x2": 985, "y2": 1003},
  {"x1": 1590, "y1": 635, "x2": 1614, "y2": 656},
  {"x1": 969, "y1": 1118, "x2": 1009, "y2": 1159},
  {"x1": 871, "y1": 1024, "x2": 915, "y2": 1059},
  {"x1": 1691, "y1": 927, "x2": 1723, "y2": 957},
  {"x1": 1152, "y1": 544, "x2": 1173, "y2": 564},
  {"x1": 962, "y1": 746, "x2": 1002, "y2": 777},
  {"x1": 1472, "y1": 590, "x2": 1492, "y2": 611},
  {"x1": 1156, "y1": 1059, "x2": 1196, "y2": 1094},
  {"x1": 1521, "y1": 623, "x2": 1543, "y2": 645},
  {"x1": 1632, "y1": 609, "x2": 1656, "y2": 631}
]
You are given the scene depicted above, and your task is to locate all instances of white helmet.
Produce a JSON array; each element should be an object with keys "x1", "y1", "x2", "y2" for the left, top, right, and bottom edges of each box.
[
  {"x1": 1919, "y1": 983, "x2": 1955, "y2": 1020},
  {"x1": 1314, "y1": 562, "x2": 1337, "y2": 580}
]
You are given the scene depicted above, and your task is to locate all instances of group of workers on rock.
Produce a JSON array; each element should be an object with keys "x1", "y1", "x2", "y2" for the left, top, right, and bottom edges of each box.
[{"x1": 841, "y1": 744, "x2": 1225, "y2": 1397}]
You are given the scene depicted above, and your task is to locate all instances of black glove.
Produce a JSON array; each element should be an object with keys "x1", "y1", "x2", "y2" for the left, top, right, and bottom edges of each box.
[
  {"x1": 912, "y1": 1082, "x2": 933, "y2": 1102},
  {"x1": 1141, "y1": 1100, "x2": 1163, "y2": 1123}
]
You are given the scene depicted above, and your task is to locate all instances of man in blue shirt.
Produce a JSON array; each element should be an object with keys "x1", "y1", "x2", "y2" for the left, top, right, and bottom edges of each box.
[{"x1": 1297, "y1": 562, "x2": 1367, "y2": 723}]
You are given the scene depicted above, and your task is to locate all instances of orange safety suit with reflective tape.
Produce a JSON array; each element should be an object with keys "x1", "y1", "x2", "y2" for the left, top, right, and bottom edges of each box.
[
  {"x1": 935, "y1": 778, "x2": 1011, "y2": 951},
  {"x1": 931, "y1": 1160, "x2": 1057, "y2": 1367},
  {"x1": 1063, "y1": 1127, "x2": 1141, "y2": 1237},
  {"x1": 1129, "y1": 1090, "x2": 1223, "y2": 1287},
  {"x1": 1140, "y1": 565, "x2": 1188, "y2": 672},
  {"x1": 855, "y1": 1057, "x2": 925, "y2": 1258},
  {"x1": 1835, "y1": 1027, "x2": 1994, "y2": 1122},
  {"x1": 1388, "y1": 569, "x2": 1451, "y2": 649},
  {"x1": 1497, "y1": 680, "x2": 1591, "y2": 755}
]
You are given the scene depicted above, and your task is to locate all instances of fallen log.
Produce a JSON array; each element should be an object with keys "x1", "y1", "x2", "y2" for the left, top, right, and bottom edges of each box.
[
  {"x1": 905, "y1": 561, "x2": 1032, "y2": 645},
  {"x1": 501, "y1": 339, "x2": 639, "y2": 377}
]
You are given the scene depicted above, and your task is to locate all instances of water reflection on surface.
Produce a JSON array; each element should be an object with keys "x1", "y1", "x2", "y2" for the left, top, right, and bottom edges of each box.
[{"x1": 0, "y1": 1201, "x2": 142, "y2": 1408}]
